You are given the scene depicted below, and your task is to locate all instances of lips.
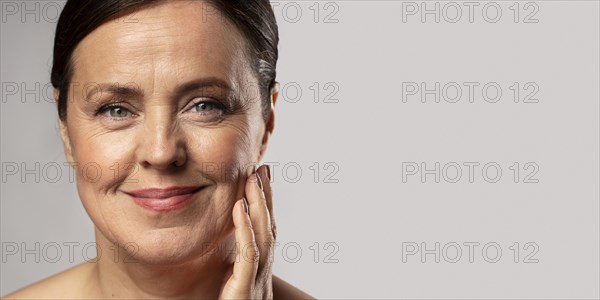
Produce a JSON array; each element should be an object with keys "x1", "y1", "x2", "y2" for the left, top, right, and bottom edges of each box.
[{"x1": 125, "y1": 186, "x2": 204, "y2": 212}]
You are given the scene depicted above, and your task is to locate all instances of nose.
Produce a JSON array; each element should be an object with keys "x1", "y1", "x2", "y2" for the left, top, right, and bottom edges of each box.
[{"x1": 136, "y1": 110, "x2": 187, "y2": 170}]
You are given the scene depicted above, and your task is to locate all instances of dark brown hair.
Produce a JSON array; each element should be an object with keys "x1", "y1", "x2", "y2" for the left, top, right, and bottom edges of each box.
[{"x1": 51, "y1": 0, "x2": 279, "y2": 121}]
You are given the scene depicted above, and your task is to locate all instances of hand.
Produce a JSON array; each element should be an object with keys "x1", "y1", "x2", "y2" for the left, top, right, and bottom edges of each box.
[{"x1": 219, "y1": 165, "x2": 276, "y2": 299}]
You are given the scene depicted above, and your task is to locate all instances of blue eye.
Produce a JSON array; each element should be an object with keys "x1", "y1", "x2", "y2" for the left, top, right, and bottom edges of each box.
[
  {"x1": 97, "y1": 104, "x2": 131, "y2": 118},
  {"x1": 108, "y1": 106, "x2": 130, "y2": 118},
  {"x1": 190, "y1": 100, "x2": 226, "y2": 114},
  {"x1": 193, "y1": 101, "x2": 217, "y2": 112}
]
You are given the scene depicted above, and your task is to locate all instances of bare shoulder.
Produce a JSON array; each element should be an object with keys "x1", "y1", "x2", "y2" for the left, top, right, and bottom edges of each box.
[
  {"x1": 273, "y1": 275, "x2": 316, "y2": 299},
  {"x1": 5, "y1": 266, "x2": 312, "y2": 299},
  {"x1": 3, "y1": 262, "x2": 94, "y2": 299}
]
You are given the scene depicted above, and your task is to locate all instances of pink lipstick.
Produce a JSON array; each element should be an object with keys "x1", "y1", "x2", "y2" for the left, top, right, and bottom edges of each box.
[{"x1": 125, "y1": 186, "x2": 203, "y2": 212}]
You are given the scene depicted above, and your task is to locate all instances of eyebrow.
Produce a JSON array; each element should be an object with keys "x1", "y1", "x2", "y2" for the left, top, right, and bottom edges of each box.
[
  {"x1": 85, "y1": 77, "x2": 237, "y2": 103},
  {"x1": 175, "y1": 77, "x2": 235, "y2": 97},
  {"x1": 86, "y1": 82, "x2": 143, "y2": 101}
]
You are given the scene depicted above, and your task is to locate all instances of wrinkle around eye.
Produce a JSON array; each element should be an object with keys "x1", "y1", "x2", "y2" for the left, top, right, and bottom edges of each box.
[
  {"x1": 84, "y1": 122, "x2": 130, "y2": 140},
  {"x1": 222, "y1": 116, "x2": 253, "y2": 152}
]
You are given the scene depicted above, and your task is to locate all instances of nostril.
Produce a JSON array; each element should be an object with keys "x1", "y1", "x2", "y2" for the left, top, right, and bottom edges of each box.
[{"x1": 137, "y1": 134, "x2": 187, "y2": 170}]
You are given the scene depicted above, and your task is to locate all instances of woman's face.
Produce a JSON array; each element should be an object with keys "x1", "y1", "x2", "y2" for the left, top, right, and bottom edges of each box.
[{"x1": 58, "y1": 1, "x2": 272, "y2": 264}]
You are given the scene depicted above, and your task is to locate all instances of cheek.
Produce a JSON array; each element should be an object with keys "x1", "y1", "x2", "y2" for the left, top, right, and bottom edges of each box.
[
  {"x1": 70, "y1": 130, "x2": 136, "y2": 193},
  {"x1": 68, "y1": 130, "x2": 135, "y2": 236},
  {"x1": 186, "y1": 124, "x2": 256, "y2": 182}
]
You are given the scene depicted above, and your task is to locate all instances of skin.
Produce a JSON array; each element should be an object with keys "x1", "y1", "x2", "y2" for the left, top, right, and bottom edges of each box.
[{"x1": 5, "y1": 1, "x2": 313, "y2": 299}]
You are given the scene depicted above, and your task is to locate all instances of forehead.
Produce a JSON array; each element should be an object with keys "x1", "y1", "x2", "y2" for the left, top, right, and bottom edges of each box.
[{"x1": 71, "y1": 1, "x2": 251, "y2": 89}]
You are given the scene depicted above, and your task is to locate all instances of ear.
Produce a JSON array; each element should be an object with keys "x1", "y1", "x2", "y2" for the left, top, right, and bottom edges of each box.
[
  {"x1": 258, "y1": 82, "x2": 279, "y2": 163},
  {"x1": 55, "y1": 89, "x2": 75, "y2": 164}
]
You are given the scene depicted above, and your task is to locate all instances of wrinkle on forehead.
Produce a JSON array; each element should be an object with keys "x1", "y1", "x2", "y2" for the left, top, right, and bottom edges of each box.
[{"x1": 70, "y1": 0, "x2": 253, "y2": 98}]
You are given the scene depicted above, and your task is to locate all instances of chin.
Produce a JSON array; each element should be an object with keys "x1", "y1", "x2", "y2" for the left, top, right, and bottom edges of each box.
[{"x1": 106, "y1": 223, "x2": 230, "y2": 266}]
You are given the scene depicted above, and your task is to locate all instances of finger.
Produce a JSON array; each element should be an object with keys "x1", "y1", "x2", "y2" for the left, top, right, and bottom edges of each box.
[
  {"x1": 257, "y1": 164, "x2": 276, "y2": 240},
  {"x1": 246, "y1": 172, "x2": 273, "y2": 240},
  {"x1": 229, "y1": 198, "x2": 259, "y2": 294},
  {"x1": 245, "y1": 171, "x2": 275, "y2": 269}
]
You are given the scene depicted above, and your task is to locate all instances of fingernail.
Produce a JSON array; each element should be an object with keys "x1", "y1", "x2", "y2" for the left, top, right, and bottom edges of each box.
[
  {"x1": 266, "y1": 164, "x2": 271, "y2": 181},
  {"x1": 258, "y1": 164, "x2": 271, "y2": 184},
  {"x1": 255, "y1": 173, "x2": 263, "y2": 191},
  {"x1": 242, "y1": 197, "x2": 249, "y2": 215}
]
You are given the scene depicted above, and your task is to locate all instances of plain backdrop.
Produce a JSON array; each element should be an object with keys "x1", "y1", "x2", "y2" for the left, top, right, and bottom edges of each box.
[{"x1": 1, "y1": 1, "x2": 599, "y2": 298}]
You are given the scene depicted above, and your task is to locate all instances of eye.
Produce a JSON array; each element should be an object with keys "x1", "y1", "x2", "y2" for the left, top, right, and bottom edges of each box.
[
  {"x1": 96, "y1": 104, "x2": 132, "y2": 118},
  {"x1": 188, "y1": 99, "x2": 225, "y2": 114}
]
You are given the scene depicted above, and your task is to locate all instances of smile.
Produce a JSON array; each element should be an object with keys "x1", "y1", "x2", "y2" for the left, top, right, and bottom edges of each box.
[{"x1": 125, "y1": 186, "x2": 204, "y2": 212}]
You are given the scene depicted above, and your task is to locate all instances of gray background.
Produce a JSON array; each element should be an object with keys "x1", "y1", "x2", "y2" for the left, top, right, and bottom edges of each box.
[{"x1": 1, "y1": 0, "x2": 599, "y2": 298}]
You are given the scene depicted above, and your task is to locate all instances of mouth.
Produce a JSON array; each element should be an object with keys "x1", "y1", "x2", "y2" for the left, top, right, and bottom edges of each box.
[{"x1": 125, "y1": 186, "x2": 205, "y2": 212}]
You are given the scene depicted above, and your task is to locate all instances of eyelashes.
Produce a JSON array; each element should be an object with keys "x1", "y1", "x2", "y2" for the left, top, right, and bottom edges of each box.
[
  {"x1": 94, "y1": 98, "x2": 231, "y2": 121},
  {"x1": 188, "y1": 99, "x2": 228, "y2": 114},
  {"x1": 95, "y1": 103, "x2": 133, "y2": 118}
]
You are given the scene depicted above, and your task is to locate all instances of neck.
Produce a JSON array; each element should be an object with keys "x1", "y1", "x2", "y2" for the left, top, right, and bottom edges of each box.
[{"x1": 89, "y1": 228, "x2": 235, "y2": 299}]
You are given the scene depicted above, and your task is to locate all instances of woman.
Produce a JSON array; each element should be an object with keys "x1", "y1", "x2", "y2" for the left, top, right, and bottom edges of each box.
[{"x1": 6, "y1": 0, "x2": 313, "y2": 299}]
